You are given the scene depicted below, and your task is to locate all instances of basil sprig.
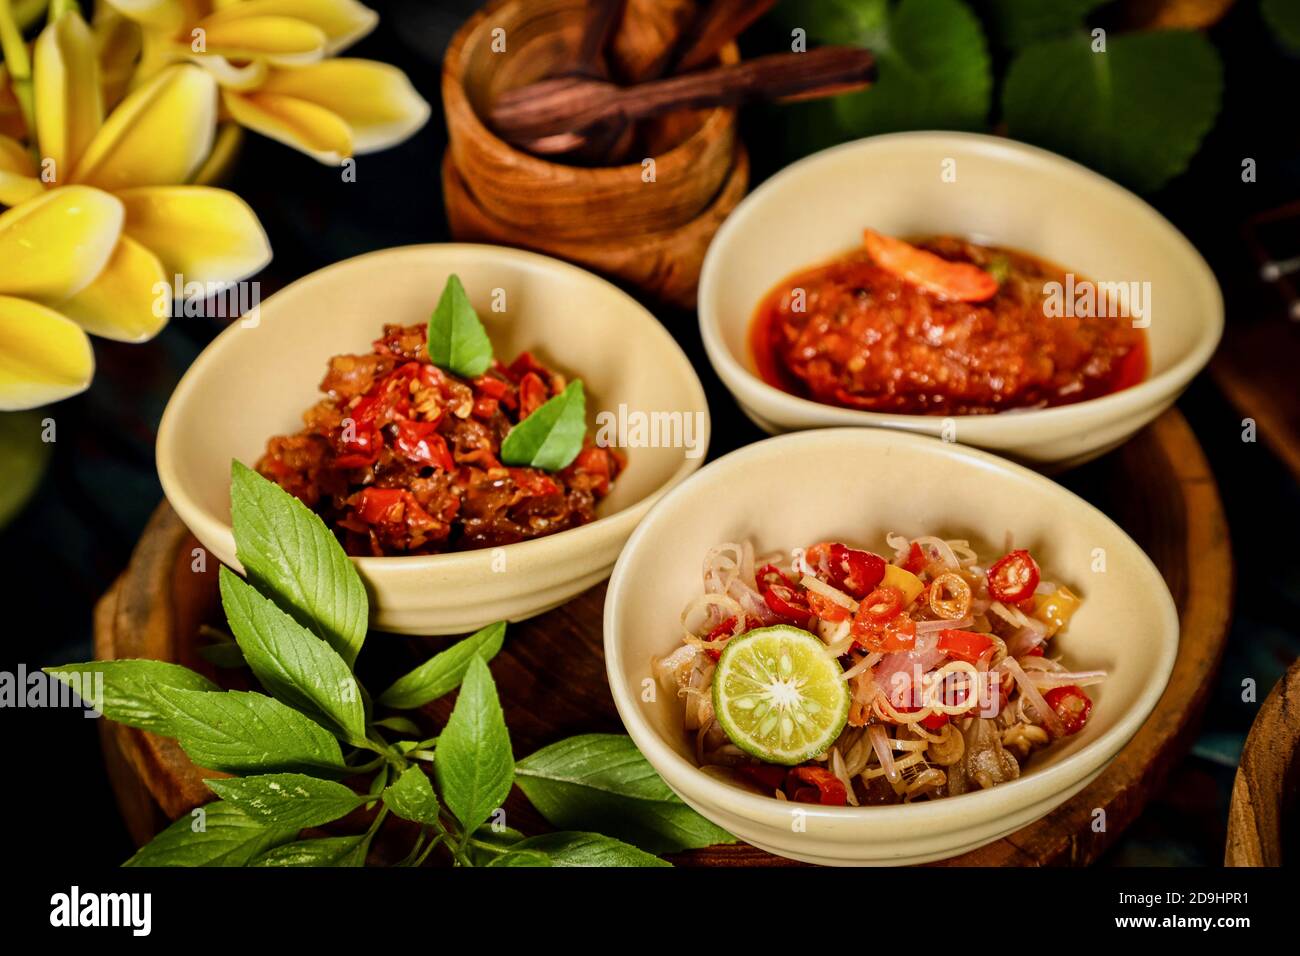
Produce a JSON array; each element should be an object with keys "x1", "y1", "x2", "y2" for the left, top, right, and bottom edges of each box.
[{"x1": 49, "y1": 465, "x2": 732, "y2": 867}]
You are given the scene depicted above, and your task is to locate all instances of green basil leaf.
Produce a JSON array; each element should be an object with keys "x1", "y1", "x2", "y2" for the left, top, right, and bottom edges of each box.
[
  {"x1": 497, "y1": 832, "x2": 670, "y2": 868},
  {"x1": 124, "y1": 802, "x2": 297, "y2": 867},
  {"x1": 0, "y1": 411, "x2": 52, "y2": 530},
  {"x1": 433, "y1": 656, "x2": 513, "y2": 836},
  {"x1": 219, "y1": 567, "x2": 366, "y2": 743},
  {"x1": 426, "y1": 273, "x2": 493, "y2": 378},
  {"x1": 382, "y1": 766, "x2": 441, "y2": 825},
  {"x1": 376, "y1": 621, "x2": 506, "y2": 709},
  {"x1": 499, "y1": 380, "x2": 586, "y2": 471},
  {"x1": 1003, "y1": 30, "x2": 1223, "y2": 193},
  {"x1": 150, "y1": 686, "x2": 346, "y2": 776},
  {"x1": 371, "y1": 715, "x2": 421, "y2": 735},
  {"x1": 44, "y1": 660, "x2": 218, "y2": 734},
  {"x1": 252, "y1": 834, "x2": 370, "y2": 867},
  {"x1": 515, "y1": 734, "x2": 735, "y2": 854},
  {"x1": 486, "y1": 849, "x2": 552, "y2": 867},
  {"x1": 205, "y1": 773, "x2": 366, "y2": 829},
  {"x1": 230, "y1": 460, "x2": 368, "y2": 667}
]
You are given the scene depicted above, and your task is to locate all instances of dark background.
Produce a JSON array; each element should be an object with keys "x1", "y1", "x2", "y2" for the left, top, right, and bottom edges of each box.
[{"x1": 2, "y1": 0, "x2": 1297, "y2": 867}]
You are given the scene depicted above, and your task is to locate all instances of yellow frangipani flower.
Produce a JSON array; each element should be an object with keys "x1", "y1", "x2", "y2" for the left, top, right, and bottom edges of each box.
[
  {"x1": 109, "y1": 0, "x2": 430, "y2": 164},
  {"x1": 0, "y1": 10, "x2": 271, "y2": 410}
]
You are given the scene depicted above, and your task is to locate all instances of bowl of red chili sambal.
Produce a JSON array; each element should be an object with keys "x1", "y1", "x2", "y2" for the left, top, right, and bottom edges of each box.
[
  {"x1": 699, "y1": 132, "x2": 1222, "y2": 469},
  {"x1": 158, "y1": 245, "x2": 709, "y2": 634}
]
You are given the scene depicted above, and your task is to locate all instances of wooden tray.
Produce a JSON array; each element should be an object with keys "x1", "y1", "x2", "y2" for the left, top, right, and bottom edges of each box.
[{"x1": 96, "y1": 408, "x2": 1232, "y2": 865}]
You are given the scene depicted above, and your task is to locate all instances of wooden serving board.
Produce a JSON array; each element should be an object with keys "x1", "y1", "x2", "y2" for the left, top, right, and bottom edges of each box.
[{"x1": 96, "y1": 408, "x2": 1231, "y2": 865}]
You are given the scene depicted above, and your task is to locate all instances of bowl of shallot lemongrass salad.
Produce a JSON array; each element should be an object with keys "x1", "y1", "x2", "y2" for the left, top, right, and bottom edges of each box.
[{"x1": 653, "y1": 535, "x2": 1103, "y2": 807}]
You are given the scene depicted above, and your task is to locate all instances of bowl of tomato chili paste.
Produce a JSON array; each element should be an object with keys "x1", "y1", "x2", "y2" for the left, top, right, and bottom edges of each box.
[
  {"x1": 158, "y1": 245, "x2": 709, "y2": 634},
  {"x1": 699, "y1": 132, "x2": 1222, "y2": 469}
]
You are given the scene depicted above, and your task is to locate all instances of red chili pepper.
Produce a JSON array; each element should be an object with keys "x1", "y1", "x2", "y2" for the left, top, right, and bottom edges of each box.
[
  {"x1": 937, "y1": 628, "x2": 995, "y2": 665},
  {"x1": 703, "y1": 615, "x2": 741, "y2": 661},
  {"x1": 393, "y1": 420, "x2": 454, "y2": 471},
  {"x1": 851, "y1": 585, "x2": 916, "y2": 651},
  {"x1": 506, "y1": 351, "x2": 550, "y2": 383},
  {"x1": 762, "y1": 583, "x2": 814, "y2": 628},
  {"x1": 826, "y1": 543, "x2": 886, "y2": 598},
  {"x1": 472, "y1": 396, "x2": 499, "y2": 420},
  {"x1": 987, "y1": 549, "x2": 1040, "y2": 603},
  {"x1": 807, "y1": 591, "x2": 851, "y2": 623},
  {"x1": 737, "y1": 763, "x2": 788, "y2": 791},
  {"x1": 902, "y1": 541, "x2": 927, "y2": 574},
  {"x1": 334, "y1": 418, "x2": 383, "y2": 469},
  {"x1": 756, "y1": 563, "x2": 797, "y2": 590},
  {"x1": 353, "y1": 487, "x2": 409, "y2": 524},
  {"x1": 1043, "y1": 685, "x2": 1091, "y2": 736},
  {"x1": 570, "y1": 445, "x2": 615, "y2": 495},
  {"x1": 509, "y1": 468, "x2": 561, "y2": 498},
  {"x1": 518, "y1": 372, "x2": 548, "y2": 418},
  {"x1": 920, "y1": 711, "x2": 950, "y2": 731},
  {"x1": 856, "y1": 586, "x2": 904, "y2": 626},
  {"x1": 788, "y1": 767, "x2": 848, "y2": 806},
  {"x1": 474, "y1": 374, "x2": 514, "y2": 402}
]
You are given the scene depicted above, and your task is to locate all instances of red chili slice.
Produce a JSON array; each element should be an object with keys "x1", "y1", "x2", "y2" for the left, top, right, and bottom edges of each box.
[
  {"x1": 987, "y1": 549, "x2": 1041, "y2": 603},
  {"x1": 807, "y1": 591, "x2": 851, "y2": 623},
  {"x1": 762, "y1": 583, "x2": 813, "y2": 628},
  {"x1": 856, "y1": 586, "x2": 904, "y2": 625},
  {"x1": 827, "y1": 543, "x2": 886, "y2": 598},
  {"x1": 901, "y1": 541, "x2": 927, "y2": 574},
  {"x1": 738, "y1": 763, "x2": 789, "y2": 791},
  {"x1": 1043, "y1": 685, "x2": 1092, "y2": 736},
  {"x1": 788, "y1": 767, "x2": 848, "y2": 806},
  {"x1": 703, "y1": 615, "x2": 741, "y2": 661},
  {"x1": 518, "y1": 372, "x2": 548, "y2": 418},
  {"x1": 508, "y1": 468, "x2": 561, "y2": 498},
  {"x1": 937, "y1": 628, "x2": 995, "y2": 665},
  {"x1": 353, "y1": 487, "x2": 409, "y2": 524},
  {"x1": 393, "y1": 420, "x2": 454, "y2": 471}
]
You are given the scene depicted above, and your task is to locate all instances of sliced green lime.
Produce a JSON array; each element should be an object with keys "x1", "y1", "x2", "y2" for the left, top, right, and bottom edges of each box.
[{"x1": 712, "y1": 626, "x2": 849, "y2": 766}]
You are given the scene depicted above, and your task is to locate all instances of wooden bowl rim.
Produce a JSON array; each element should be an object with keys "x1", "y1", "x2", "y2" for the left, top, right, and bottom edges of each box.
[{"x1": 441, "y1": 0, "x2": 739, "y2": 180}]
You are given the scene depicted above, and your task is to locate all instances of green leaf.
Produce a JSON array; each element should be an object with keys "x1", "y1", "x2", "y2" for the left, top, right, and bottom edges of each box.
[
  {"x1": 44, "y1": 660, "x2": 218, "y2": 734},
  {"x1": 496, "y1": 832, "x2": 670, "y2": 868},
  {"x1": 252, "y1": 834, "x2": 370, "y2": 867},
  {"x1": 774, "y1": 0, "x2": 991, "y2": 151},
  {"x1": 371, "y1": 715, "x2": 421, "y2": 735},
  {"x1": 124, "y1": 802, "x2": 297, "y2": 867},
  {"x1": 150, "y1": 686, "x2": 346, "y2": 776},
  {"x1": 376, "y1": 621, "x2": 506, "y2": 709},
  {"x1": 0, "y1": 411, "x2": 52, "y2": 529},
  {"x1": 499, "y1": 380, "x2": 586, "y2": 470},
  {"x1": 1003, "y1": 30, "x2": 1223, "y2": 193},
  {"x1": 433, "y1": 656, "x2": 513, "y2": 836},
  {"x1": 486, "y1": 849, "x2": 552, "y2": 867},
  {"x1": 219, "y1": 567, "x2": 366, "y2": 743},
  {"x1": 230, "y1": 460, "x2": 368, "y2": 667},
  {"x1": 205, "y1": 774, "x2": 366, "y2": 829},
  {"x1": 981, "y1": 0, "x2": 1108, "y2": 49},
  {"x1": 382, "y1": 766, "x2": 441, "y2": 825},
  {"x1": 1264, "y1": 0, "x2": 1300, "y2": 54},
  {"x1": 427, "y1": 273, "x2": 493, "y2": 378},
  {"x1": 515, "y1": 734, "x2": 735, "y2": 854}
]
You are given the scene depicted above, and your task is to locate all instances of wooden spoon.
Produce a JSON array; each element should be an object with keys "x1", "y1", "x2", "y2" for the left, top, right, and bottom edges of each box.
[
  {"x1": 672, "y1": 0, "x2": 779, "y2": 73},
  {"x1": 493, "y1": 47, "x2": 877, "y2": 151}
]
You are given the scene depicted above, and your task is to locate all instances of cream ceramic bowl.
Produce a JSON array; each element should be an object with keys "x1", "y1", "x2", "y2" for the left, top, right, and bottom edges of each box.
[
  {"x1": 698, "y1": 132, "x2": 1223, "y2": 469},
  {"x1": 158, "y1": 244, "x2": 709, "y2": 635},
  {"x1": 604, "y1": 428, "x2": 1178, "y2": 865}
]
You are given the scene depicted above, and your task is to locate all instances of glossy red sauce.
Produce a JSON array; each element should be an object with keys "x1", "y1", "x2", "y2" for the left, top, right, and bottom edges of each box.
[{"x1": 751, "y1": 237, "x2": 1148, "y2": 416}]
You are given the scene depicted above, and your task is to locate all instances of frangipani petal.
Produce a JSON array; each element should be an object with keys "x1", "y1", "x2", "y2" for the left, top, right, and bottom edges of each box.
[
  {"x1": 259, "y1": 59, "x2": 430, "y2": 154},
  {"x1": 92, "y1": 1, "x2": 144, "y2": 110},
  {"x1": 223, "y1": 89, "x2": 351, "y2": 164},
  {"x1": 196, "y1": 15, "x2": 327, "y2": 66},
  {"x1": 0, "y1": 135, "x2": 43, "y2": 207},
  {"x1": 34, "y1": 10, "x2": 104, "y2": 183},
  {"x1": 118, "y1": 185, "x2": 271, "y2": 287},
  {"x1": 198, "y1": 0, "x2": 377, "y2": 54},
  {"x1": 103, "y1": 0, "x2": 186, "y2": 32},
  {"x1": 60, "y1": 235, "x2": 169, "y2": 342},
  {"x1": 74, "y1": 64, "x2": 216, "y2": 191},
  {"x1": 0, "y1": 186, "x2": 123, "y2": 300},
  {"x1": 0, "y1": 295, "x2": 94, "y2": 411},
  {"x1": 190, "y1": 52, "x2": 269, "y2": 91}
]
